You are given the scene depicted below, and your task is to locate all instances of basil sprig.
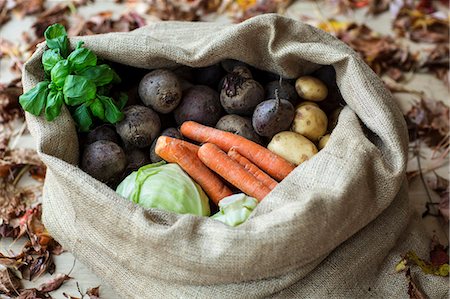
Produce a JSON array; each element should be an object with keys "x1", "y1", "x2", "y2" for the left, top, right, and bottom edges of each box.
[{"x1": 19, "y1": 24, "x2": 126, "y2": 132}]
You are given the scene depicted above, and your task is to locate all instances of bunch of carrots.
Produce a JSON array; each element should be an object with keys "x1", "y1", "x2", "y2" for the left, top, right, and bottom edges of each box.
[{"x1": 155, "y1": 121, "x2": 296, "y2": 204}]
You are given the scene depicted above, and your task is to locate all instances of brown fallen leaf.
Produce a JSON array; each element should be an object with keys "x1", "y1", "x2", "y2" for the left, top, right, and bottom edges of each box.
[
  {"x1": 87, "y1": 286, "x2": 100, "y2": 298},
  {"x1": 393, "y1": 6, "x2": 449, "y2": 44},
  {"x1": 430, "y1": 236, "x2": 449, "y2": 267},
  {"x1": 18, "y1": 288, "x2": 51, "y2": 299},
  {"x1": 0, "y1": 0, "x2": 11, "y2": 25},
  {"x1": 38, "y1": 273, "x2": 71, "y2": 293},
  {"x1": 405, "y1": 97, "x2": 449, "y2": 150},
  {"x1": 366, "y1": 0, "x2": 390, "y2": 15},
  {"x1": 425, "y1": 174, "x2": 449, "y2": 221},
  {"x1": 0, "y1": 266, "x2": 21, "y2": 296},
  {"x1": 12, "y1": 0, "x2": 45, "y2": 18},
  {"x1": 406, "y1": 268, "x2": 429, "y2": 299},
  {"x1": 0, "y1": 78, "x2": 24, "y2": 125}
]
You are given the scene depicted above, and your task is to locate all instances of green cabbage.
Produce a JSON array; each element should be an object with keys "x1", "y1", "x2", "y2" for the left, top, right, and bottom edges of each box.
[
  {"x1": 211, "y1": 193, "x2": 258, "y2": 226},
  {"x1": 116, "y1": 162, "x2": 210, "y2": 216}
]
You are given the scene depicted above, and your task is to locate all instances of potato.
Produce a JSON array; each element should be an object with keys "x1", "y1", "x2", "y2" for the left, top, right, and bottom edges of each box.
[
  {"x1": 81, "y1": 140, "x2": 127, "y2": 183},
  {"x1": 116, "y1": 105, "x2": 161, "y2": 148},
  {"x1": 216, "y1": 114, "x2": 262, "y2": 144},
  {"x1": 267, "y1": 131, "x2": 318, "y2": 165},
  {"x1": 295, "y1": 76, "x2": 328, "y2": 102},
  {"x1": 174, "y1": 85, "x2": 222, "y2": 126},
  {"x1": 318, "y1": 134, "x2": 330, "y2": 150},
  {"x1": 138, "y1": 69, "x2": 182, "y2": 114},
  {"x1": 291, "y1": 104, "x2": 328, "y2": 141}
]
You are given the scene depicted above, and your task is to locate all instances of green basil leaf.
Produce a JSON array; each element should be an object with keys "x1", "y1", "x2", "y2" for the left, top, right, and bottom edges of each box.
[
  {"x1": 67, "y1": 47, "x2": 97, "y2": 72},
  {"x1": 72, "y1": 103, "x2": 93, "y2": 132},
  {"x1": 42, "y1": 49, "x2": 63, "y2": 73},
  {"x1": 44, "y1": 24, "x2": 69, "y2": 58},
  {"x1": 117, "y1": 92, "x2": 128, "y2": 110},
  {"x1": 63, "y1": 75, "x2": 96, "y2": 106},
  {"x1": 19, "y1": 81, "x2": 50, "y2": 116},
  {"x1": 45, "y1": 90, "x2": 64, "y2": 121},
  {"x1": 78, "y1": 64, "x2": 114, "y2": 86},
  {"x1": 90, "y1": 99, "x2": 105, "y2": 121},
  {"x1": 99, "y1": 95, "x2": 124, "y2": 124},
  {"x1": 111, "y1": 68, "x2": 121, "y2": 84},
  {"x1": 50, "y1": 60, "x2": 71, "y2": 88}
]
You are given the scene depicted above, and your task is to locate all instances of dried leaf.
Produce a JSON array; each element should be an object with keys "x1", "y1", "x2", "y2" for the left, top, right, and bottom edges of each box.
[
  {"x1": 430, "y1": 236, "x2": 449, "y2": 267},
  {"x1": 366, "y1": 0, "x2": 390, "y2": 15},
  {"x1": 226, "y1": 0, "x2": 292, "y2": 21},
  {"x1": 406, "y1": 268, "x2": 429, "y2": 299},
  {"x1": 405, "y1": 98, "x2": 449, "y2": 149},
  {"x1": 12, "y1": 0, "x2": 45, "y2": 18},
  {"x1": 402, "y1": 251, "x2": 449, "y2": 276},
  {"x1": 0, "y1": 79, "x2": 23, "y2": 124},
  {"x1": 18, "y1": 288, "x2": 51, "y2": 299},
  {"x1": 0, "y1": 0, "x2": 11, "y2": 25},
  {"x1": 38, "y1": 273, "x2": 71, "y2": 293},
  {"x1": 26, "y1": 251, "x2": 54, "y2": 281},
  {"x1": 393, "y1": 6, "x2": 449, "y2": 44},
  {"x1": 0, "y1": 266, "x2": 21, "y2": 295},
  {"x1": 86, "y1": 286, "x2": 100, "y2": 298},
  {"x1": 145, "y1": 0, "x2": 221, "y2": 21}
]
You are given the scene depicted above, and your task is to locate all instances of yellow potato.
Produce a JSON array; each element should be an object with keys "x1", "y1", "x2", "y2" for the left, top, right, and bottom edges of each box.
[
  {"x1": 296, "y1": 101, "x2": 319, "y2": 108},
  {"x1": 295, "y1": 76, "x2": 328, "y2": 101},
  {"x1": 318, "y1": 134, "x2": 330, "y2": 150},
  {"x1": 267, "y1": 131, "x2": 318, "y2": 166},
  {"x1": 291, "y1": 104, "x2": 328, "y2": 141}
]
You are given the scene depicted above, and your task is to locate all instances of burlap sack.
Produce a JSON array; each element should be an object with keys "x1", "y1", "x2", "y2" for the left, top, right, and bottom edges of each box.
[{"x1": 23, "y1": 14, "x2": 448, "y2": 298}]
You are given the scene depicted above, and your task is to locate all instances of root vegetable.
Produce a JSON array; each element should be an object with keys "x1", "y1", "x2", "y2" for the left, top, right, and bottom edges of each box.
[
  {"x1": 81, "y1": 140, "x2": 127, "y2": 183},
  {"x1": 193, "y1": 64, "x2": 224, "y2": 88},
  {"x1": 267, "y1": 131, "x2": 318, "y2": 166},
  {"x1": 138, "y1": 69, "x2": 182, "y2": 114},
  {"x1": 252, "y1": 98, "x2": 295, "y2": 137},
  {"x1": 318, "y1": 134, "x2": 330, "y2": 150},
  {"x1": 291, "y1": 104, "x2": 328, "y2": 141},
  {"x1": 174, "y1": 85, "x2": 222, "y2": 127},
  {"x1": 198, "y1": 143, "x2": 271, "y2": 201},
  {"x1": 220, "y1": 68, "x2": 264, "y2": 115},
  {"x1": 265, "y1": 80, "x2": 298, "y2": 104},
  {"x1": 155, "y1": 136, "x2": 232, "y2": 204},
  {"x1": 150, "y1": 127, "x2": 183, "y2": 163},
  {"x1": 215, "y1": 114, "x2": 262, "y2": 144},
  {"x1": 180, "y1": 121, "x2": 295, "y2": 181},
  {"x1": 85, "y1": 124, "x2": 119, "y2": 145},
  {"x1": 116, "y1": 105, "x2": 161, "y2": 148},
  {"x1": 295, "y1": 76, "x2": 328, "y2": 102}
]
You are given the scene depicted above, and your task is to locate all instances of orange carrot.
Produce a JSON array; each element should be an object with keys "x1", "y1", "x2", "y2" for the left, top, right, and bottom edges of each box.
[
  {"x1": 155, "y1": 136, "x2": 232, "y2": 204},
  {"x1": 180, "y1": 121, "x2": 295, "y2": 181},
  {"x1": 198, "y1": 143, "x2": 271, "y2": 201},
  {"x1": 228, "y1": 148, "x2": 278, "y2": 190}
]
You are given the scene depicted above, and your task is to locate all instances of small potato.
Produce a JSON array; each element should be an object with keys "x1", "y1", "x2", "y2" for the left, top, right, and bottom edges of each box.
[
  {"x1": 291, "y1": 104, "x2": 328, "y2": 142},
  {"x1": 267, "y1": 131, "x2": 318, "y2": 165},
  {"x1": 295, "y1": 76, "x2": 328, "y2": 102},
  {"x1": 318, "y1": 134, "x2": 330, "y2": 150},
  {"x1": 297, "y1": 101, "x2": 319, "y2": 108}
]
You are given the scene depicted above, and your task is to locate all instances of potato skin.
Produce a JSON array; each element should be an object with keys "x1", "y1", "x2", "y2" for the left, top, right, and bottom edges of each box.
[
  {"x1": 81, "y1": 140, "x2": 127, "y2": 183},
  {"x1": 267, "y1": 131, "x2": 318, "y2": 165},
  {"x1": 295, "y1": 76, "x2": 328, "y2": 102},
  {"x1": 174, "y1": 85, "x2": 222, "y2": 127},
  {"x1": 216, "y1": 114, "x2": 262, "y2": 144},
  {"x1": 318, "y1": 134, "x2": 330, "y2": 150},
  {"x1": 291, "y1": 104, "x2": 328, "y2": 141},
  {"x1": 138, "y1": 69, "x2": 182, "y2": 114},
  {"x1": 116, "y1": 105, "x2": 161, "y2": 148}
]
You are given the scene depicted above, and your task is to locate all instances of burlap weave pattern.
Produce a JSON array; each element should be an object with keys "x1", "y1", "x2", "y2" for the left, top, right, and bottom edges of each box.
[{"x1": 23, "y1": 14, "x2": 448, "y2": 298}]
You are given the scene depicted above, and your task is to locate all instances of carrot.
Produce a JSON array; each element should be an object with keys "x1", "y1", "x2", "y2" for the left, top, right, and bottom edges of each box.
[
  {"x1": 198, "y1": 143, "x2": 271, "y2": 201},
  {"x1": 180, "y1": 121, "x2": 295, "y2": 181},
  {"x1": 228, "y1": 148, "x2": 278, "y2": 190},
  {"x1": 155, "y1": 136, "x2": 232, "y2": 204}
]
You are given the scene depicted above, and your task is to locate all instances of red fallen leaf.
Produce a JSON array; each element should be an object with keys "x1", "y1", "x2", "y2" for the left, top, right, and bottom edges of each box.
[
  {"x1": 87, "y1": 286, "x2": 100, "y2": 298},
  {"x1": 0, "y1": 266, "x2": 21, "y2": 296},
  {"x1": 406, "y1": 268, "x2": 429, "y2": 299},
  {"x1": 18, "y1": 288, "x2": 51, "y2": 299},
  {"x1": 38, "y1": 273, "x2": 71, "y2": 293},
  {"x1": 430, "y1": 236, "x2": 449, "y2": 267}
]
